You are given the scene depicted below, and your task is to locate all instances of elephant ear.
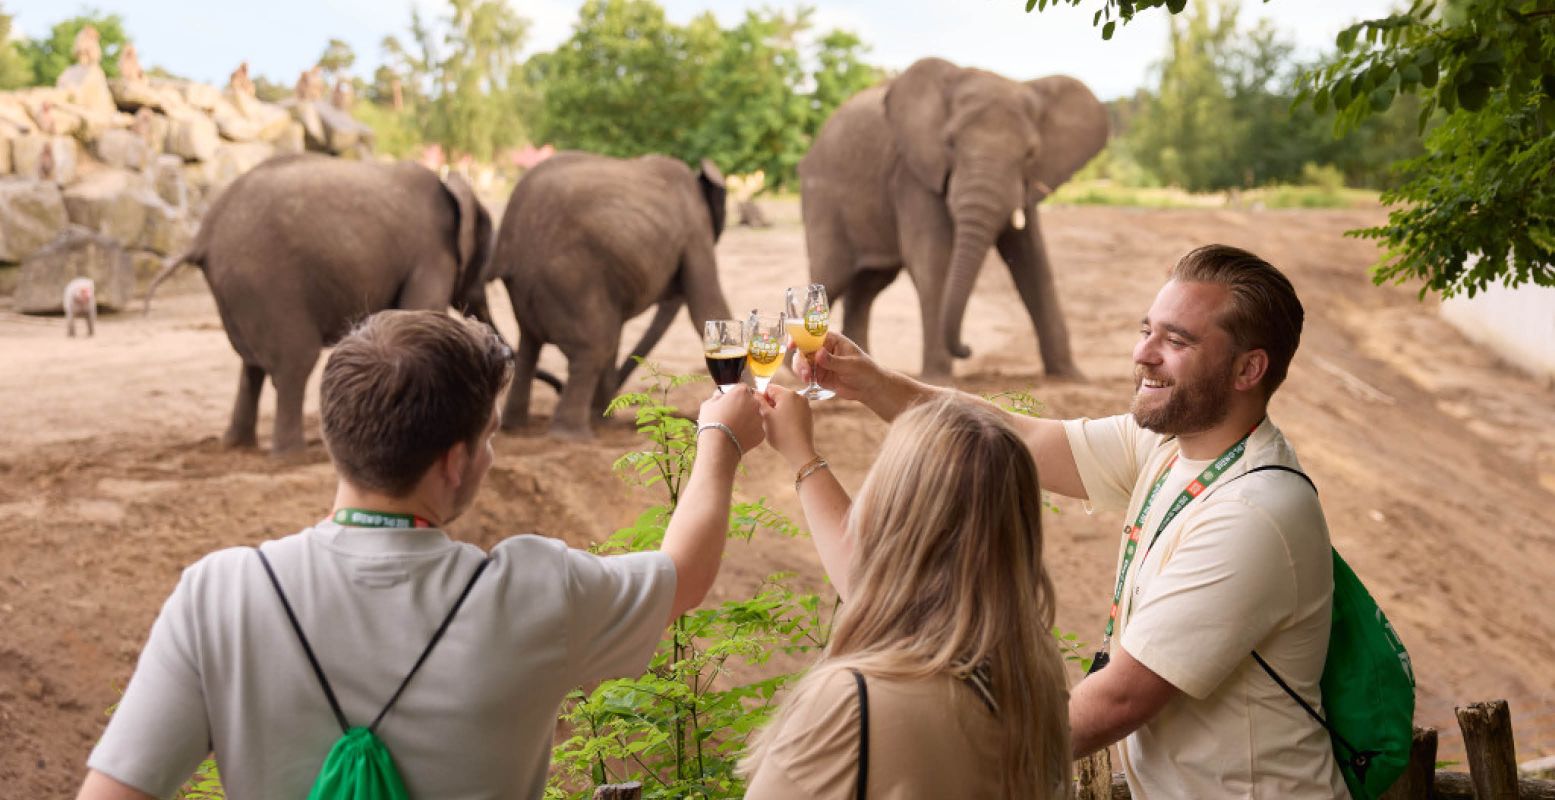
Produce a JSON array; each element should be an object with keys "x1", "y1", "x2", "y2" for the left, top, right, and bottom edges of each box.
[
  {"x1": 698, "y1": 159, "x2": 728, "y2": 242},
  {"x1": 884, "y1": 58, "x2": 962, "y2": 194},
  {"x1": 442, "y1": 170, "x2": 486, "y2": 293},
  {"x1": 1024, "y1": 75, "x2": 1110, "y2": 194}
]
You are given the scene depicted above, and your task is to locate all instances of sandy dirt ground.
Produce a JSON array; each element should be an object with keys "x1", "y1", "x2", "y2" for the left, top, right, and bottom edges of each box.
[{"x1": 2, "y1": 200, "x2": 1553, "y2": 796}]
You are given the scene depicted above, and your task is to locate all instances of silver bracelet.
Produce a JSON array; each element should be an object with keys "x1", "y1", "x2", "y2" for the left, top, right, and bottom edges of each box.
[{"x1": 696, "y1": 422, "x2": 744, "y2": 458}]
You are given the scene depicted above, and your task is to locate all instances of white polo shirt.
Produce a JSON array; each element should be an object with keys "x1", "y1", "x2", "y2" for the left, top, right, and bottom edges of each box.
[
  {"x1": 88, "y1": 521, "x2": 676, "y2": 799},
  {"x1": 1065, "y1": 414, "x2": 1348, "y2": 799}
]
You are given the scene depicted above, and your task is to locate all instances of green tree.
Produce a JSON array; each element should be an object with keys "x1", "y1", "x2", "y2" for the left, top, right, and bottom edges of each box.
[
  {"x1": 422, "y1": 0, "x2": 531, "y2": 160},
  {"x1": 316, "y1": 37, "x2": 356, "y2": 82},
  {"x1": 529, "y1": 0, "x2": 717, "y2": 161},
  {"x1": 1128, "y1": 0, "x2": 1243, "y2": 191},
  {"x1": 0, "y1": 3, "x2": 32, "y2": 89},
  {"x1": 806, "y1": 30, "x2": 882, "y2": 140},
  {"x1": 22, "y1": 11, "x2": 128, "y2": 85},
  {"x1": 691, "y1": 9, "x2": 811, "y2": 189},
  {"x1": 1021, "y1": 0, "x2": 1555, "y2": 296}
]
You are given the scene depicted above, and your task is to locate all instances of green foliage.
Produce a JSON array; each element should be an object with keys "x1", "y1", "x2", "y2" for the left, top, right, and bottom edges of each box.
[
  {"x1": 376, "y1": 0, "x2": 531, "y2": 160},
  {"x1": 316, "y1": 38, "x2": 356, "y2": 81},
  {"x1": 551, "y1": 364, "x2": 828, "y2": 798},
  {"x1": 1294, "y1": 0, "x2": 1555, "y2": 296},
  {"x1": 21, "y1": 10, "x2": 128, "y2": 85},
  {"x1": 0, "y1": 4, "x2": 31, "y2": 89},
  {"x1": 1022, "y1": 0, "x2": 1555, "y2": 298},
  {"x1": 529, "y1": 0, "x2": 881, "y2": 190},
  {"x1": 177, "y1": 759, "x2": 223, "y2": 799},
  {"x1": 350, "y1": 102, "x2": 423, "y2": 159}
]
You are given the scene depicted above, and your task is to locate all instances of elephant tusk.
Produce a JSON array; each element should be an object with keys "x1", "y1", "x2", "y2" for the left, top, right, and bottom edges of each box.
[{"x1": 1012, "y1": 208, "x2": 1027, "y2": 231}]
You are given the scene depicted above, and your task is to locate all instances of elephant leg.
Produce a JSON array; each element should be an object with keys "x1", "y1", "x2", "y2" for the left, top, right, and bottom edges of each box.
[
  {"x1": 841, "y1": 266, "x2": 899, "y2": 354},
  {"x1": 896, "y1": 189, "x2": 956, "y2": 383},
  {"x1": 995, "y1": 214, "x2": 1082, "y2": 378},
  {"x1": 502, "y1": 325, "x2": 542, "y2": 433},
  {"x1": 223, "y1": 362, "x2": 266, "y2": 449},
  {"x1": 551, "y1": 343, "x2": 611, "y2": 440},
  {"x1": 269, "y1": 348, "x2": 320, "y2": 456},
  {"x1": 679, "y1": 240, "x2": 733, "y2": 337},
  {"x1": 396, "y1": 258, "x2": 458, "y2": 312}
]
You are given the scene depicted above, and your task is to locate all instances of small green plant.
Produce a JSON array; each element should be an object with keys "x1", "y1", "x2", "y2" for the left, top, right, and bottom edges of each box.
[
  {"x1": 178, "y1": 759, "x2": 223, "y2": 800},
  {"x1": 546, "y1": 364, "x2": 829, "y2": 799}
]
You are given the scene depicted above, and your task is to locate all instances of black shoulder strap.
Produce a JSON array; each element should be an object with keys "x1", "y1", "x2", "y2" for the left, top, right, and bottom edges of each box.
[
  {"x1": 848, "y1": 668, "x2": 870, "y2": 800},
  {"x1": 1237, "y1": 464, "x2": 1317, "y2": 494},
  {"x1": 255, "y1": 548, "x2": 491, "y2": 734}
]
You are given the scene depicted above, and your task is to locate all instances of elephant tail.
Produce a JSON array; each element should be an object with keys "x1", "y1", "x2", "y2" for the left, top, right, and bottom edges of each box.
[
  {"x1": 615, "y1": 296, "x2": 685, "y2": 391},
  {"x1": 534, "y1": 368, "x2": 563, "y2": 393},
  {"x1": 142, "y1": 247, "x2": 203, "y2": 316}
]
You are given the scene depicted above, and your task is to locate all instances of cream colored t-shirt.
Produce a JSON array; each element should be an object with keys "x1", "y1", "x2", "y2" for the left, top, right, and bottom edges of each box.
[
  {"x1": 1064, "y1": 414, "x2": 1348, "y2": 799},
  {"x1": 88, "y1": 521, "x2": 676, "y2": 800},
  {"x1": 745, "y1": 668, "x2": 1059, "y2": 799}
]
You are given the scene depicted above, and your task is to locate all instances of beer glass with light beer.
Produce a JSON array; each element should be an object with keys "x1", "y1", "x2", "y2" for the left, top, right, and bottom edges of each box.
[
  {"x1": 746, "y1": 311, "x2": 785, "y2": 393},
  {"x1": 784, "y1": 284, "x2": 834, "y2": 401}
]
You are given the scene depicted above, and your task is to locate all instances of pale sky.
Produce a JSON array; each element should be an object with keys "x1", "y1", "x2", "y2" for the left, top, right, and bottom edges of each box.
[{"x1": 9, "y1": 0, "x2": 1398, "y2": 100}]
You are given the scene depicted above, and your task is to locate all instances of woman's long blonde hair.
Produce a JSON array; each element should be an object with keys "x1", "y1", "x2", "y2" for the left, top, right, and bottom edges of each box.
[{"x1": 743, "y1": 394, "x2": 1071, "y2": 797}]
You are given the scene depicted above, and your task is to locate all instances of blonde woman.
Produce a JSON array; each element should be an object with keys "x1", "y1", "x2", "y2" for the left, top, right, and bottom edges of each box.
[{"x1": 743, "y1": 388, "x2": 1071, "y2": 799}]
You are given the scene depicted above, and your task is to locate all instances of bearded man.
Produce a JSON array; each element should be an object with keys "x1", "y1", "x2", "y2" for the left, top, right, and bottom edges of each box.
[{"x1": 791, "y1": 244, "x2": 1347, "y2": 797}]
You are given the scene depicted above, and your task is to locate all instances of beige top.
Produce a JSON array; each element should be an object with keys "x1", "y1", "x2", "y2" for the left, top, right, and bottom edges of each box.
[
  {"x1": 1065, "y1": 414, "x2": 1348, "y2": 799},
  {"x1": 744, "y1": 667, "x2": 1020, "y2": 799}
]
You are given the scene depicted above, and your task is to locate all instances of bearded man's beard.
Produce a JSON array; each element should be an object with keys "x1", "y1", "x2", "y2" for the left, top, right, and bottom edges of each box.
[{"x1": 1131, "y1": 356, "x2": 1237, "y2": 435}]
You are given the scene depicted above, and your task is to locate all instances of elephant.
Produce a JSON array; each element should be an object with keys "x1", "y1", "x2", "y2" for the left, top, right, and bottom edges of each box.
[
  {"x1": 487, "y1": 151, "x2": 731, "y2": 439},
  {"x1": 143, "y1": 153, "x2": 501, "y2": 455},
  {"x1": 799, "y1": 57, "x2": 1108, "y2": 382}
]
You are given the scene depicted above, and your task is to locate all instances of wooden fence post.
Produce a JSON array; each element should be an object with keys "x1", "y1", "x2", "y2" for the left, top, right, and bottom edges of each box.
[
  {"x1": 591, "y1": 782, "x2": 643, "y2": 800},
  {"x1": 1076, "y1": 747, "x2": 1113, "y2": 800},
  {"x1": 1380, "y1": 726, "x2": 1437, "y2": 800},
  {"x1": 1457, "y1": 700, "x2": 1520, "y2": 799}
]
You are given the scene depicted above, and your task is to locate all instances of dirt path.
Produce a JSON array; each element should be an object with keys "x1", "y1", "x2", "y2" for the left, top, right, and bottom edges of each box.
[{"x1": 2, "y1": 201, "x2": 1552, "y2": 795}]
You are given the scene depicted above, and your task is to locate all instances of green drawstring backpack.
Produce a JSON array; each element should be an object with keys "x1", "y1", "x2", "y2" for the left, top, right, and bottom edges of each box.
[
  {"x1": 257, "y1": 550, "x2": 491, "y2": 800},
  {"x1": 1242, "y1": 467, "x2": 1416, "y2": 800}
]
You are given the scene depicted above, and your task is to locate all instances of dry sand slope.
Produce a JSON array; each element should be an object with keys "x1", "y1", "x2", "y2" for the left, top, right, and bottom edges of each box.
[{"x1": 1, "y1": 200, "x2": 1553, "y2": 795}]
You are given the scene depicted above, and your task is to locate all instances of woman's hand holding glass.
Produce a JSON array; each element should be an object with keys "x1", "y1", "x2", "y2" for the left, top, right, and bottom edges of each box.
[{"x1": 759, "y1": 385, "x2": 817, "y2": 470}]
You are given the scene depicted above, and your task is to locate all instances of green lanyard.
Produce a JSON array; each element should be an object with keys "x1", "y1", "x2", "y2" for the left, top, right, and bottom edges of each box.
[
  {"x1": 333, "y1": 507, "x2": 434, "y2": 529},
  {"x1": 1099, "y1": 423, "x2": 1260, "y2": 650}
]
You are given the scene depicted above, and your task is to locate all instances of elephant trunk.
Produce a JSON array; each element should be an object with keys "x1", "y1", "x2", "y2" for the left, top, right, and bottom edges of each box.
[{"x1": 941, "y1": 172, "x2": 1013, "y2": 359}]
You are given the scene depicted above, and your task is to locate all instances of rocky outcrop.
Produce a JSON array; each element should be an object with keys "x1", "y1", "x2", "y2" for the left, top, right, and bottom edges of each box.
[
  {"x1": 0, "y1": 47, "x2": 376, "y2": 315},
  {"x1": 13, "y1": 226, "x2": 134, "y2": 313}
]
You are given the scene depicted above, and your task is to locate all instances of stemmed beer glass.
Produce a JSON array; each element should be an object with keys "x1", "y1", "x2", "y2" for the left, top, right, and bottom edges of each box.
[
  {"x1": 784, "y1": 284, "x2": 835, "y2": 401},
  {"x1": 703, "y1": 319, "x2": 748, "y2": 393},
  {"x1": 746, "y1": 311, "x2": 786, "y2": 393}
]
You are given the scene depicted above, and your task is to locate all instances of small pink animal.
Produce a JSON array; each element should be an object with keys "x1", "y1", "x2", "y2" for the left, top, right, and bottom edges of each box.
[{"x1": 64, "y1": 277, "x2": 96, "y2": 337}]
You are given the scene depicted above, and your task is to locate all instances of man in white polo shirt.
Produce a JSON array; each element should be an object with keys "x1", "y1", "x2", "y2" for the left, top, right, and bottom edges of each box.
[
  {"x1": 794, "y1": 244, "x2": 1347, "y2": 797},
  {"x1": 77, "y1": 309, "x2": 766, "y2": 799}
]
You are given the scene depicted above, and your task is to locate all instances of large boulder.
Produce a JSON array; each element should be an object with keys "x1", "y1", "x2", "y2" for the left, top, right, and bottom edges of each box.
[
  {"x1": 202, "y1": 141, "x2": 275, "y2": 193},
  {"x1": 315, "y1": 102, "x2": 374, "y2": 154},
  {"x1": 55, "y1": 64, "x2": 117, "y2": 117},
  {"x1": 0, "y1": 179, "x2": 70, "y2": 262},
  {"x1": 107, "y1": 79, "x2": 186, "y2": 114},
  {"x1": 273, "y1": 120, "x2": 305, "y2": 154},
  {"x1": 150, "y1": 154, "x2": 188, "y2": 209},
  {"x1": 211, "y1": 99, "x2": 260, "y2": 142},
  {"x1": 12, "y1": 134, "x2": 80, "y2": 182},
  {"x1": 14, "y1": 226, "x2": 135, "y2": 313},
  {"x1": 287, "y1": 100, "x2": 327, "y2": 151},
  {"x1": 93, "y1": 128, "x2": 150, "y2": 170},
  {"x1": 61, "y1": 168, "x2": 189, "y2": 256},
  {"x1": 165, "y1": 110, "x2": 219, "y2": 162},
  {"x1": 62, "y1": 168, "x2": 156, "y2": 244},
  {"x1": 179, "y1": 82, "x2": 224, "y2": 113},
  {"x1": 0, "y1": 96, "x2": 36, "y2": 136},
  {"x1": 231, "y1": 93, "x2": 292, "y2": 142}
]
